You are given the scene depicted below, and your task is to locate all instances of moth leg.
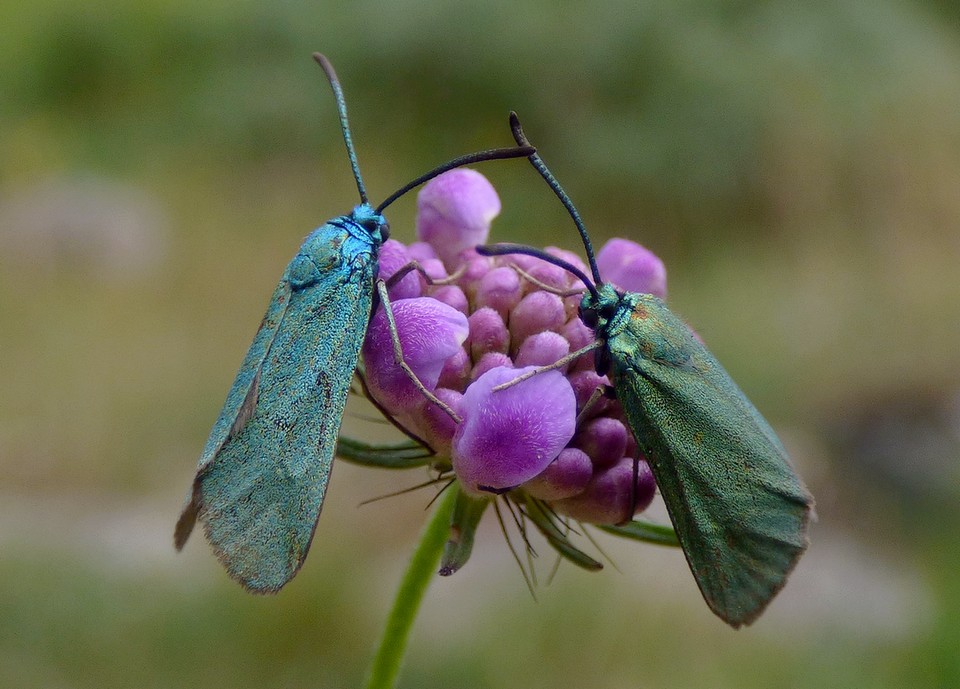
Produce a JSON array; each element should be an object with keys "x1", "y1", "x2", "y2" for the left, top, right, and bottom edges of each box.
[
  {"x1": 627, "y1": 455, "x2": 640, "y2": 524},
  {"x1": 594, "y1": 346, "x2": 611, "y2": 377},
  {"x1": 491, "y1": 341, "x2": 603, "y2": 392},
  {"x1": 575, "y1": 384, "x2": 614, "y2": 427},
  {"x1": 385, "y1": 260, "x2": 466, "y2": 290},
  {"x1": 509, "y1": 264, "x2": 586, "y2": 298},
  {"x1": 376, "y1": 279, "x2": 462, "y2": 423}
]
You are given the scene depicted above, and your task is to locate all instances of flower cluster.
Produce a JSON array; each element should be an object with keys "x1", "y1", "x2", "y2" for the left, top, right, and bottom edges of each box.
[{"x1": 361, "y1": 169, "x2": 668, "y2": 526}]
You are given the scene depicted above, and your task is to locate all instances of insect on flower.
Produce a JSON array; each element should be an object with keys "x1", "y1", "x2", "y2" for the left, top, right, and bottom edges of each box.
[
  {"x1": 353, "y1": 168, "x2": 680, "y2": 582},
  {"x1": 477, "y1": 113, "x2": 814, "y2": 628},
  {"x1": 173, "y1": 55, "x2": 533, "y2": 592}
]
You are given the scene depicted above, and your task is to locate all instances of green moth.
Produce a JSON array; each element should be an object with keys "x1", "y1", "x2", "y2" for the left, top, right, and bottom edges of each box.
[{"x1": 480, "y1": 113, "x2": 813, "y2": 628}]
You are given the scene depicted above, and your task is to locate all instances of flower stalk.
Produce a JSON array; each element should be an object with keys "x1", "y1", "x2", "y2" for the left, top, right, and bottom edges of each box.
[{"x1": 364, "y1": 485, "x2": 459, "y2": 689}]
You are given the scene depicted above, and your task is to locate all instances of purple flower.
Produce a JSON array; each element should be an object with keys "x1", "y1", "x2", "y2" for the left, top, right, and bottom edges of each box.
[
  {"x1": 475, "y1": 266, "x2": 522, "y2": 316},
  {"x1": 470, "y1": 351, "x2": 513, "y2": 380},
  {"x1": 596, "y1": 238, "x2": 667, "y2": 299},
  {"x1": 416, "y1": 168, "x2": 501, "y2": 270},
  {"x1": 363, "y1": 297, "x2": 468, "y2": 415},
  {"x1": 523, "y1": 448, "x2": 593, "y2": 501},
  {"x1": 467, "y1": 307, "x2": 509, "y2": 361},
  {"x1": 515, "y1": 331, "x2": 570, "y2": 369},
  {"x1": 419, "y1": 388, "x2": 463, "y2": 457},
  {"x1": 509, "y1": 291, "x2": 566, "y2": 346},
  {"x1": 452, "y1": 366, "x2": 577, "y2": 495},
  {"x1": 553, "y1": 457, "x2": 657, "y2": 525},
  {"x1": 431, "y1": 285, "x2": 469, "y2": 315},
  {"x1": 378, "y1": 239, "x2": 422, "y2": 301},
  {"x1": 575, "y1": 416, "x2": 631, "y2": 469},
  {"x1": 359, "y1": 169, "x2": 673, "y2": 545}
]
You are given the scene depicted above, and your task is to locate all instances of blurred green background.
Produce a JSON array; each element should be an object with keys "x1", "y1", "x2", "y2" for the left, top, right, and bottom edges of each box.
[{"x1": 2, "y1": 0, "x2": 959, "y2": 687}]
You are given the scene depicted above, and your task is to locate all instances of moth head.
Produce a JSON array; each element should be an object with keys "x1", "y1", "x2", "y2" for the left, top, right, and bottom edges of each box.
[
  {"x1": 351, "y1": 204, "x2": 389, "y2": 242},
  {"x1": 580, "y1": 283, "x2": 621, "y2": 332}
]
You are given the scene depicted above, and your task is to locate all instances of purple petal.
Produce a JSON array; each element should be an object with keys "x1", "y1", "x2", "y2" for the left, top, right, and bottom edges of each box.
[
  {"x1": 420, "y1": 388, "x2": 463, "y2": 457},
  {"x1": 461, "y1": 254, "x2": 492, "y2": 285},
  {"x1": 475, "y1": 266, "x2": 522, "y2": 317},
  {"x1": 561, "y1": 317, "x2": 598, "y2": 371},
  {"x1": 520, "y1": 258, "x2": 570, "y2": 295},
  {"x1": 546, "y1": 246, "x2": 590, "y2": 276},
  {"x1": 568, "y1": 369, "x2": 613, "y2": 419},
  {"x1": 522, "y1": 447, "x2": 593, "y2": 501},
  {"x1": 471, "y1": 351, "x2": 513, "y2": 380},
  {"x1": 437, "y1": 346, "x2": 471, "y2": 390},
  {"x1": 552, "y1": 457, "x2": 656, "y2": 525},
  {"x1": 596, "y1": 238, "x2": 667, "y2": 299},
  {"x1": 363, "y1": 297, "x2": 469, "y2": 414},
  {"x1": 416, "y1": 169, "x2": 500, "y2": 269},
  {"x1": 467, "y1": 307, "x2": 509, "y2": 360},
  {"x1": 509, "y1": 291, "x2": 566, "y2": 346},
  {"x1": 378, "y1": 239, "x2": 422, "y2": 301},
  {"x1": 430, "y1": 285, "x2": 469, "y2": 315},
  {"x1": 419, "y1": 258, "x2": 448, "y2": 282},
  {"x1": 453, "y1": 366, "x2": 576, "y2": 495},
  {"x1": 515, "y1": 331, "x2": 570, "y2": 369},
  {"x1": 575, "y1": 417, "x2": 629, "y2": 468},
  {"x1": 406, "y1": 241, "x2": 438, "y2": 262}
]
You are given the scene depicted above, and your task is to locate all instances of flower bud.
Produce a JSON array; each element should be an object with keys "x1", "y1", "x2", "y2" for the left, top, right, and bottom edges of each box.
[
  {"x1": 416, "y1": 169, "x2": 500, "y2": 269},
  {"x1": 596, "y1": 238, "x2": 667, "y2": 299},
  {"x1": 553, "y1": 457, "x2": 656, "y2": 525}
]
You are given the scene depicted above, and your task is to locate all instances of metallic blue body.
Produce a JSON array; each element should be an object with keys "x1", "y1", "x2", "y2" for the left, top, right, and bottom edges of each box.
[{"x1": 174, "y1": 204, "x2": 385, "y2": 592}]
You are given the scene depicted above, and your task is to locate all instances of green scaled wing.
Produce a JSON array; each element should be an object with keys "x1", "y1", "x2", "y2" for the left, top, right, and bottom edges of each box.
[{"x1": 604, "y1": 291, "x2": 812, "y2": 628}]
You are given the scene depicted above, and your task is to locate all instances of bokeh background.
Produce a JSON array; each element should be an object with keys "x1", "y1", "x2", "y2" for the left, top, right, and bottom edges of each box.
[{"x1": 3, "y1": 1, "x2": 959, "y2": 687}]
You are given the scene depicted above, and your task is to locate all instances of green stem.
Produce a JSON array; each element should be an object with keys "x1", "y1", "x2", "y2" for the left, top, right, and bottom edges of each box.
[{"x1": 364, "y1": 485, "x2": 459, "y2": 689}]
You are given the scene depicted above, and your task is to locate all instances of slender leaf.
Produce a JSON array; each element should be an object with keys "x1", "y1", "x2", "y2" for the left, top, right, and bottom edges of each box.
[
  {"x1": 336, "y1": 436, "x2": 434, "y2": 469},
  {"x1": 525, "y1": 498, "x2": 603, "y2": 571},
  {"x1": 599, "y1": 519, "x2": 680, "y2": 547}
]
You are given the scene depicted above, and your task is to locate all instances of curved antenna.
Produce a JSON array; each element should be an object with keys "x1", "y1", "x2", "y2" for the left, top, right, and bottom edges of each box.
[
  {"x1": 508, "y1": 112, "x2": 603, "y2": 286},
  {"x1": 313, "y1": 53, "x2": 368, "y2": 204},
  {"x1": 476, "y1": 243, "x2": 600, "y2": 301},
  {"x1": 375, "y1": 145, "x2": 535, "y2": 214}
]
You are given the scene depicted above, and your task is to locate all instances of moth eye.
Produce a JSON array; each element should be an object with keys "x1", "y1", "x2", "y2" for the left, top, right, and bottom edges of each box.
[
  {"x1": 360, "y1": 217, "x2": 382, "y2": 235},
  {"x1": 600, "y1": 303, "x2": 618, "y2": 321},
  {"x1": 380, "y1": 221, "x2": 390, "y2": 241},
  {"x1": 580, "y1": 307, "x2": 598, "y2": 329}
]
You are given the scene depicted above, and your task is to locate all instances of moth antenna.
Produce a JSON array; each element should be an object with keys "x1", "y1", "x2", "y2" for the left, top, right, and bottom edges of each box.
[
  {"x1": 508, "y1": 111, "x2": 603, "y2": 286},
  {"x1": 375, "y1": 145, "x2": 535, "y2": 214},
  {"x1": 313, "y1": 53, "x2": 368, "y2": 205},
  {"x1": 509, "y1": 263, "x2": 586, "y2": 297},
  {"x1": 476, "y1": 243, "x2": 600, "y2": 301}
]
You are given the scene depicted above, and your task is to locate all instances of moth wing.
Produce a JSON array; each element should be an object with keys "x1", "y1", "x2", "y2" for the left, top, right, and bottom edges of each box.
[
  {"x1": 174, "y1": 278, "x2": 292, "y2": 549},
  {"x1": 177, "y1": 264, "x2": 374, "y2": 592},
  {"x1": 612, "y1": 308, "x2": 812, "y2": 627}
]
